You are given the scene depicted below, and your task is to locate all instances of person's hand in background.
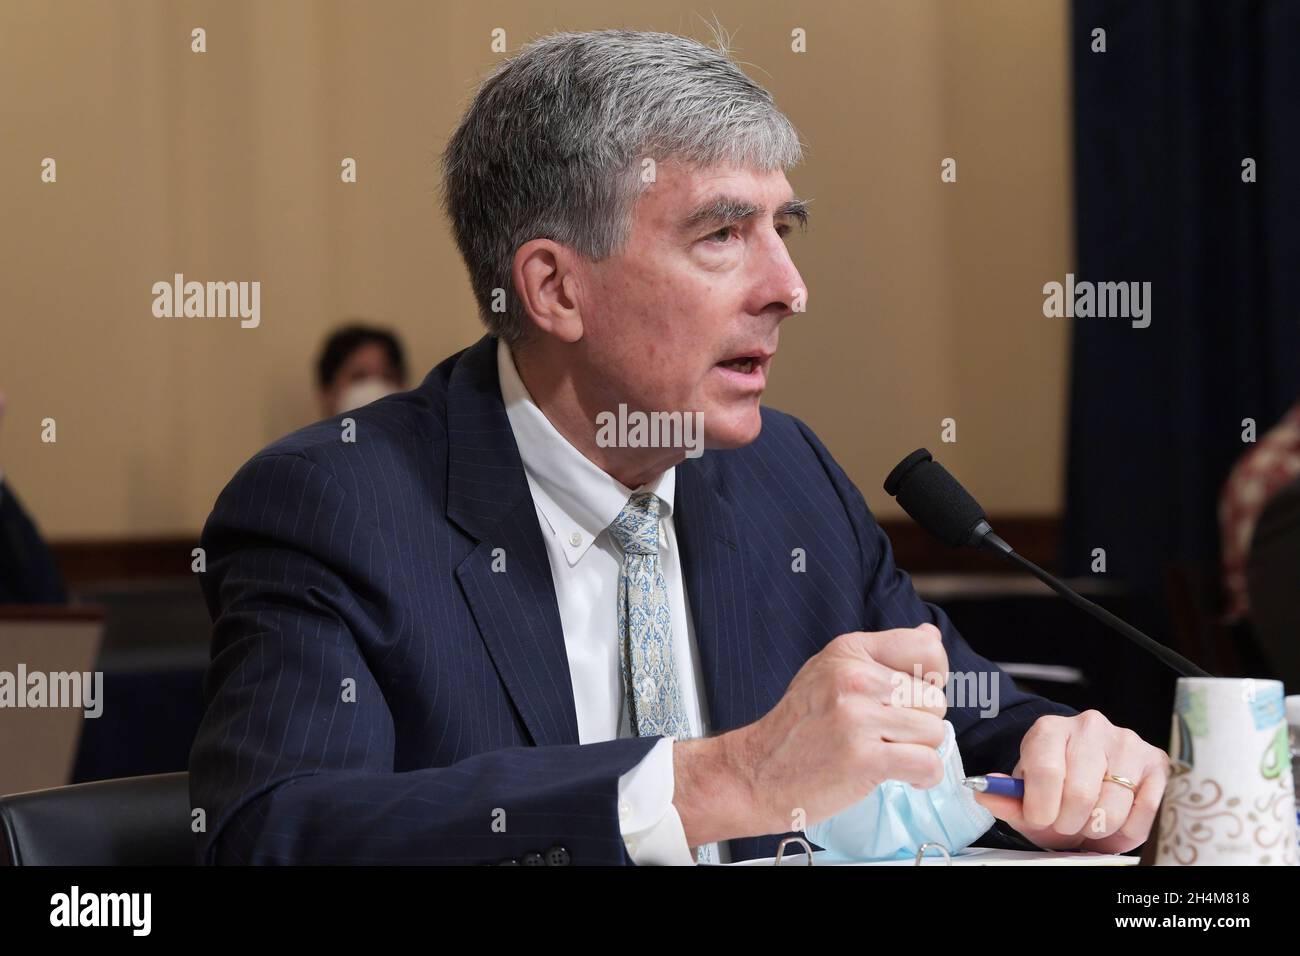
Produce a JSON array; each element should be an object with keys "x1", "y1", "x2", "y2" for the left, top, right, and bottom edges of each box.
[{"x1": 971, "y1": 710, "x2": 1169, "y2": 853}]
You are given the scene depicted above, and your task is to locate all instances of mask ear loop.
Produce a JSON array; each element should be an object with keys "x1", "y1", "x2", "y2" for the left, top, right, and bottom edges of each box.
[
  {"x1": 774, "y1": 836, "x2": 815, "y2": 865},
  {"x1": 914, "y1": 842, "x2": 952, "y2": 866}
]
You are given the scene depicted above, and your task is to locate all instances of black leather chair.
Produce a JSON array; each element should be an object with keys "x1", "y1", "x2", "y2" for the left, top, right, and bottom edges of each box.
[{"x1": 0, "y1": 772, "x2": 194, "y2": 865}]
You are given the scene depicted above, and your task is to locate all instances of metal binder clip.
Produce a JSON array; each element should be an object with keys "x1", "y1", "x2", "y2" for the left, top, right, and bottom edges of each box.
[
  {"x1": 773, "y1": 836, "x2": 814, "y2": 865},
  {"x1": 913, "y1": 842, "x2": 952, "y2": 866}
]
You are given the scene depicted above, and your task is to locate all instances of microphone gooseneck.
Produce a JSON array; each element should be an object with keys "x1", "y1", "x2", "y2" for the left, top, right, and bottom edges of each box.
[{"x1": 884, "y1": 448, "x2": 1210, "y2": 679}]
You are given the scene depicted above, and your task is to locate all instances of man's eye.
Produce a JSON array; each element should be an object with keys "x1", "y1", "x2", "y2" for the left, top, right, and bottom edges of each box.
[{"x1": 705, "y1": 226, "x2": 737, "y2": 243}]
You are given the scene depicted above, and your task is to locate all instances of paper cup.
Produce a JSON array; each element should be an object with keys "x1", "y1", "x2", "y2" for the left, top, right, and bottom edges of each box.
[{"x1": 1155, "y1": 677, "x2": 1296, "y2": 865}]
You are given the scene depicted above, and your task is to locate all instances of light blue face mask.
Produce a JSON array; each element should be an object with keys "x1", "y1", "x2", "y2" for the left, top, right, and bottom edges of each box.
[{"x1": 804, "y1": 720, "x2": 995, "y2": 861}]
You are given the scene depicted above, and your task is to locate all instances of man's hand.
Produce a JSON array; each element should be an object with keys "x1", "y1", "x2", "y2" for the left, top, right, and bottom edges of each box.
[
  {"x1": 972, "y1": 710, "x2": 1169, "y2": 853},
  {"x1": 674, "y1": 624, "x2": 950, "y2": 846}
]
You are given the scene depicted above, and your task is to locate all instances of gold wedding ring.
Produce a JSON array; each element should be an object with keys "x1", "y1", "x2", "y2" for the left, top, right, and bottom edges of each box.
[{"x1": 1102, "y1": 773, "x2": 1138, "y2": 792}]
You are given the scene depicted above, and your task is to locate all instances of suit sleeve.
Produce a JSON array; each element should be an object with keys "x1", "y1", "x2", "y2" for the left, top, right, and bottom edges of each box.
[
  {"x1": 789, "y1": 420, "x2": 1078, "y2": 777},
  {"x1": 189, "y1": 452, "x2": 657, "y2": 865}
]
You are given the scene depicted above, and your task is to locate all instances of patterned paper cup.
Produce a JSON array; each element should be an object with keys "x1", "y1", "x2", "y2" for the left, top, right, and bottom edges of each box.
[{"x1": 1156, "y1": 677, "x2": 1297, "y2": 865}]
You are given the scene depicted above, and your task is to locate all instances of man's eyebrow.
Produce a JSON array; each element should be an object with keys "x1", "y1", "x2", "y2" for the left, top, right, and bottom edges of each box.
[
  {"x1": 678, "y1": 195, "x2": 811, "y2": 232},
  {"x1": 775, "y1": 198, "x2": 811, "y2": 229}
]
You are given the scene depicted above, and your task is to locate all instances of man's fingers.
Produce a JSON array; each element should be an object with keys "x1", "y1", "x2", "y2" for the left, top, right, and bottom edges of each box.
[
  {"x1": 973, "y1": 773, "x2": 1080, "y2": 851},
  {"x1": 871, "y1": 741, "x2": 945, "y2": 789},
  {"x1": 981, "y1": 714, "x2": 1170, "y2": 854},
  {"x1": 860, "y1": 624, "x2": 947, "y2": 680},
  {"x1": 1086, "y1": 777, "x2": 1136, "y2": 840},
  {"x1": 970, "y1": 773, "x2": 1027, "y2": 825},
  {"x1": 877, "y1": 703, "x2": 946, "y2": 748},
  {"x1": 834, "y1": 624, "x2": 945, "y2": 672},
  {"x1": 1018, "y1": 717, "x2": 1071, "y2": 829},
  {"x1": 883, "y1": 670, "x2": 948, "y2": 716},
  {"x1": 1099, "y1": 758, "x2": 1166, "y2": 851},
  {"x1": 828, "y1": 629, "x2": 948, "y2": 716},
  {"x1": 1054, "y1": 738, "x2": 1107, "y2": 836},
  {"x1": 1087, "y1": 738, "x2": 1154, "y2": 840}
]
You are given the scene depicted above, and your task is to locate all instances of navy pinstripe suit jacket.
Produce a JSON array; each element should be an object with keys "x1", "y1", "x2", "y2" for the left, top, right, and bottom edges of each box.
[{"x1": 189, "y1": 333, "x2": 1076, "y2": 865}]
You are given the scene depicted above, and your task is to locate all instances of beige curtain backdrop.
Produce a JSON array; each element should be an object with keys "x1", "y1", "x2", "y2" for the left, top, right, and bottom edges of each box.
[{"x1": 0, "y1": 0, "x2": 1072, "y2": 540}]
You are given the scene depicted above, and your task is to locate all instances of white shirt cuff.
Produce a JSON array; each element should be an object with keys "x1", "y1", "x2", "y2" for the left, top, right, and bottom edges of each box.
[{"x1": 616, "y1": 737, "x2": 696, "y2": 866}]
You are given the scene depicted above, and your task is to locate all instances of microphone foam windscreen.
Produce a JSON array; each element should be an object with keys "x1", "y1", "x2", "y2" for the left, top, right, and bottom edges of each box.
[{"x1": 883, "y1": 449, "x2": 988, "y2": 548}]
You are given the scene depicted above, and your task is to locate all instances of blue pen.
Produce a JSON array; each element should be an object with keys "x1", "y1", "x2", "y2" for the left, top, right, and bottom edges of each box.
[{"x1": 963, "y1": 775, "x2": 1024, "y2": 798}]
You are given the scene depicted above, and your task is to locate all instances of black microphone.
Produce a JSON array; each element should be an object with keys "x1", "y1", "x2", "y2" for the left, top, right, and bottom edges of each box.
[{"x1": 884, "y1": 448, "x2": 1210, "y2": 678}]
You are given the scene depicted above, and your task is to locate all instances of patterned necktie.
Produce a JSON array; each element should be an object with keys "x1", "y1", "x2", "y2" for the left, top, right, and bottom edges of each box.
[
  {"x1": 607, "y1": 492, "x2": 691, "y2": 740},
  {"x1": 608, "y1": 492, "x2": 714, "y2": 864}
]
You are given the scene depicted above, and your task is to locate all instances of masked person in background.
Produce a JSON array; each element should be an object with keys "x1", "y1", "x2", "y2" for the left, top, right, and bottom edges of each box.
[{"x1": 316, "y1": 323, "x2": 409, "y2": 418}]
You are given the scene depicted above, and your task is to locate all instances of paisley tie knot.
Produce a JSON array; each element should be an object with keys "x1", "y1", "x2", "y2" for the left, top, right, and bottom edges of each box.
[{"x1": 607, "y1": 492, "x2": 661, "y2": 556}]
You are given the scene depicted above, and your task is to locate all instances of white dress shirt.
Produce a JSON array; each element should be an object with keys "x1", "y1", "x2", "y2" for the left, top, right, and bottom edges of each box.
[{"x1": 497, "y1": 339, "x2": 728, "y2": 865}]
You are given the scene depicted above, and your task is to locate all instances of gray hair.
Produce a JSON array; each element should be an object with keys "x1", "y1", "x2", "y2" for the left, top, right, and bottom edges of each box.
[{"x1": 440, "y1": 29, "x2": 804, "y2": 345}]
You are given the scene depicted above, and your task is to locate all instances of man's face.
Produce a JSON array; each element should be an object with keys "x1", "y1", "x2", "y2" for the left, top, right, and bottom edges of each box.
[{"x1": 576, "y1": 161, "x2": 807, "y2": 449}]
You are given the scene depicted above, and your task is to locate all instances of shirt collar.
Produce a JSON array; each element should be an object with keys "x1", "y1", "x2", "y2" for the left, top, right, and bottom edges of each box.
[{"x1": 497, "y1": 338, "x2": 675, "y2": 566}]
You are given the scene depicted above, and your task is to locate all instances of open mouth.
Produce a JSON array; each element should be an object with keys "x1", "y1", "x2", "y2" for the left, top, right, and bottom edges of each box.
[
  {"x1": 712, "y1": 351, "x2": 772, "y2": 390},
  {"x1": 716, "y1": 356, "x2": 761, "y2": 374}
]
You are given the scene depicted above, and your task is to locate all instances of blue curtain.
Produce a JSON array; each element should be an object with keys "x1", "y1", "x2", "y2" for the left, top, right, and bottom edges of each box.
[{"x1": 1064, "y1": 0, "x2": 1300, "y2": 616}]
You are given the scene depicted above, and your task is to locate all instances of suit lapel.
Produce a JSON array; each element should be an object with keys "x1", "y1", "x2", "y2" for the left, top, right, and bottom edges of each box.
[
  {"x1": 445, "y1": 336, "x2": 580, "y2": 748},
  {"x1": 675, "y1": 454, "x2": 766, "y2": 737}
]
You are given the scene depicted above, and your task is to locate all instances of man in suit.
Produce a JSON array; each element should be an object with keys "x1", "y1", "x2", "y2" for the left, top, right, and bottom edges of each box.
[{"x1": 189, "y1": 29, "x2": 1169, "y2": 865}]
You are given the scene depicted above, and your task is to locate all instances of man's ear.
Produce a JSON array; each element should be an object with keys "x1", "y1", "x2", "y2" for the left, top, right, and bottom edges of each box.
[{"x1": 513, "y1": 239, "x2": 584, "y2": 344}]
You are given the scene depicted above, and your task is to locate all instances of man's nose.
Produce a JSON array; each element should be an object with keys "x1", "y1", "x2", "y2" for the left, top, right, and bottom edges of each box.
[{"x1": 751, "y1": 234, "x2": 808, "y2": 320}]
